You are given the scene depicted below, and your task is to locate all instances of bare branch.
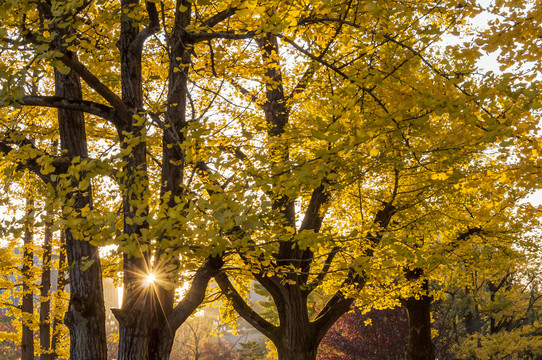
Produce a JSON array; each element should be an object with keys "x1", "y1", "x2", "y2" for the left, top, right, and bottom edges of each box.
[
  {"x1": 279, "y1": 35, "x2": 389, "y2": 114},
  {"x1": 304, "y1": 247, "x2": 341, "y2": 296}
]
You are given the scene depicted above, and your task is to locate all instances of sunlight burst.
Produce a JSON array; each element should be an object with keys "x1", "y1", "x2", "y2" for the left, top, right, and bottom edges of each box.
[{"x1": 143, "y1": 272, "x2": 156, "y2": 287}]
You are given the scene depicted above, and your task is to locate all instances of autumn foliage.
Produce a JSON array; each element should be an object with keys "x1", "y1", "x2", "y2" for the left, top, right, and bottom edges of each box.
[{"x1": 0, "y1": 0, "x2": 540, "y2": 360}]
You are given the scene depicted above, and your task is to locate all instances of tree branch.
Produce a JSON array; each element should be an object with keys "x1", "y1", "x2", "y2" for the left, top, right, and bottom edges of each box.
[
  {"x1": 289, "y1": 14, "x2": 346, "y2": 99},
  {"x1": 303, "y1": 247, "x2": 341, "y2": 296},
  {"x1": 201, "y1": 7, "x2": 237, "y2": 28},
  {"x1": 448, "y1": 227, "x2": 482, "y2": 249},
  {"x1": 279, "y1": 35, "x2": 389, "y2": 114},
  {"x1": 215, "y1": 272, "x2": 278, "y2": 342},
  {"x1": 59, "y1": 54, "x2": 131, "y2": 123},
  {"x1": 0, "y1": 141, "x2": 59, "y2": 184},
  {"x1": 299, "y1": 184, "x2": 329, "y2": 232},
  {"x1": 130, "y1": 0, "x2": 160, "y2": 55},
  {"x1": 189, "y1": 30, "x2": 255, "y2": 43},
  {"x1": 167, "y1": 255, "x2": 224, "y2": 331},
  {"x1": 20, "y1": 95, "x2": 120, "y2": 125},
  {"x1": 311, "y1": 269, "x2": 359, "y2": 341}
]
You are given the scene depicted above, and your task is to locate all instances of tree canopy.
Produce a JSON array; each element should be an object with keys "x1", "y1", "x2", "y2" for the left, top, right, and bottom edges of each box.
[{"x1": 0, "y1": 1, "x2": 540, "y2": 360}]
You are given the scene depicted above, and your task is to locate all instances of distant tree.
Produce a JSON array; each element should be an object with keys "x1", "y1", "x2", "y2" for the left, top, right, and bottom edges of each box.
[
  {"x1": 199, "y1": 338, "x2": 237, "y2": 360},
  {"x1": 435, "y1": 253, "x2": 542, "y2": 360},
  {"x1": 169, "y1": 316, "x2": 237, "y2": 360},
  {"x1": 0, "y1": 317, "x2": 18, "y2": 360},
  {"x1": 317, "y1": 307, "x2": 408, "y2": 360},
  {"x1": 238, "y1": 340, "x2": 268, "y2": 360}
]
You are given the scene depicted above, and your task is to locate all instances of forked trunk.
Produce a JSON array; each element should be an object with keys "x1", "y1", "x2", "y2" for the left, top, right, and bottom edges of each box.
[{"x1": 114, "y1": 259, "x2": 176, "y2": 360}]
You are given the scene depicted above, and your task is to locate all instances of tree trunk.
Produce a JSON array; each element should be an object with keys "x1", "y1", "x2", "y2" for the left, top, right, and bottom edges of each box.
[
  {"x1": 117, "y1": 313, "x2": 151, "y2": 360},
  {"x1": 39, "y1": 218, "x2": 53, "y2": 360},
  {"x1": 274, "y1": 288, "x2": 317, "y2": 360},
  {"x1": 115, "y1": 0, "x2": 155, "y2": 356},
  {"x1": 403, "y1": 294, "x2": 435, "y2": 360},
  {"x1": 55, "y1": 58, "x2": 107, "y2": 360},
  {"x1": 402, "y1": 269, "x2": 435, "y2": 360},
  {"x1": 149, "y1": 329, "x2": 174, "y2": 360},
  {"x1": 276, "y1": 345, "x2": 318, "y2": 360},
  {"x1": 22, "y1": 197, "x2": 35, "y2": 360},
  {"x1": 51, "y1": 240, "x2": 68, "y2": 360},
  {"x1": 274, "y1": 310, "x2": 320, "y2": 360}
]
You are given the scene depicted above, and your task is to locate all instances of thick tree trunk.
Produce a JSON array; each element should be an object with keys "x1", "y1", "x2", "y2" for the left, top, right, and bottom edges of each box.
[
  {"x1": 55, "y1": 58, "x2": 107, "y2": 360},
  {"x1": 115, "y1": 0, "x2": 157, "y2": 357},
  {"x1": 274, "y1": 295, "x2": 320, "y2": 360},
  {"x1": 403, "y1": 269, "x2": 435, "y2": 360},
  {"x1": 22, "y1": 197, "x2": 34, "y2": 360},
  {"x1": 403, "y1": 295, "x2": 435, "y2": 360},
  {"x1": 273, "y1": 287, "x2": 318, "y2": 360},
  {"x1": 276, "y1": 345, "x2": 318, "y2": 360},
  {"x1": 117, "y1": 311, "x2": 151, "y2": 360},
  {"x1": 149, "y1": 330, "x2": 174, "y2": 360}
]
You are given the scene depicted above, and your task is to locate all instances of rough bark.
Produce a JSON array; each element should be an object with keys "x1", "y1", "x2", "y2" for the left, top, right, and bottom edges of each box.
[
  {"x1": 114, "y1": 0, "x2": 153, "y2": 358},
  {"x1": 272, "y1": 288, "x2": 320, "y2": 360},
  {"x1": 113, "y1": 2, "x2": 226, "y2": 359},
  {"x1": 55, "y1": 58, "x2": 107, "y2": 360},
  {"x1": 275, "y1": 344, "x2": 319, "y2": 360}
]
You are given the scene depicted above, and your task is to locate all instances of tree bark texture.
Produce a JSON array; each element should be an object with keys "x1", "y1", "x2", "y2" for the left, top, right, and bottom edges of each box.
[
  {"x1": 55, "y1": 60, "x2": 107, "y2": 360},
  {"x1": 114, "y1": 0, "x2": 154, "y2": 358},
  {"x1": 272, "y1": 288, "x2": 321, "y2": 360}
]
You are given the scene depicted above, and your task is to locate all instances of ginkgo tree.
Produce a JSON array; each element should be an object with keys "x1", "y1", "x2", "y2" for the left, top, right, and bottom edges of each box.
[
  {"x1": 204, "y1": 4, "x2": 540, "y2": 360},
  {"x1": 0, "y1": 1, "x2": 540, "y2": 360}
]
